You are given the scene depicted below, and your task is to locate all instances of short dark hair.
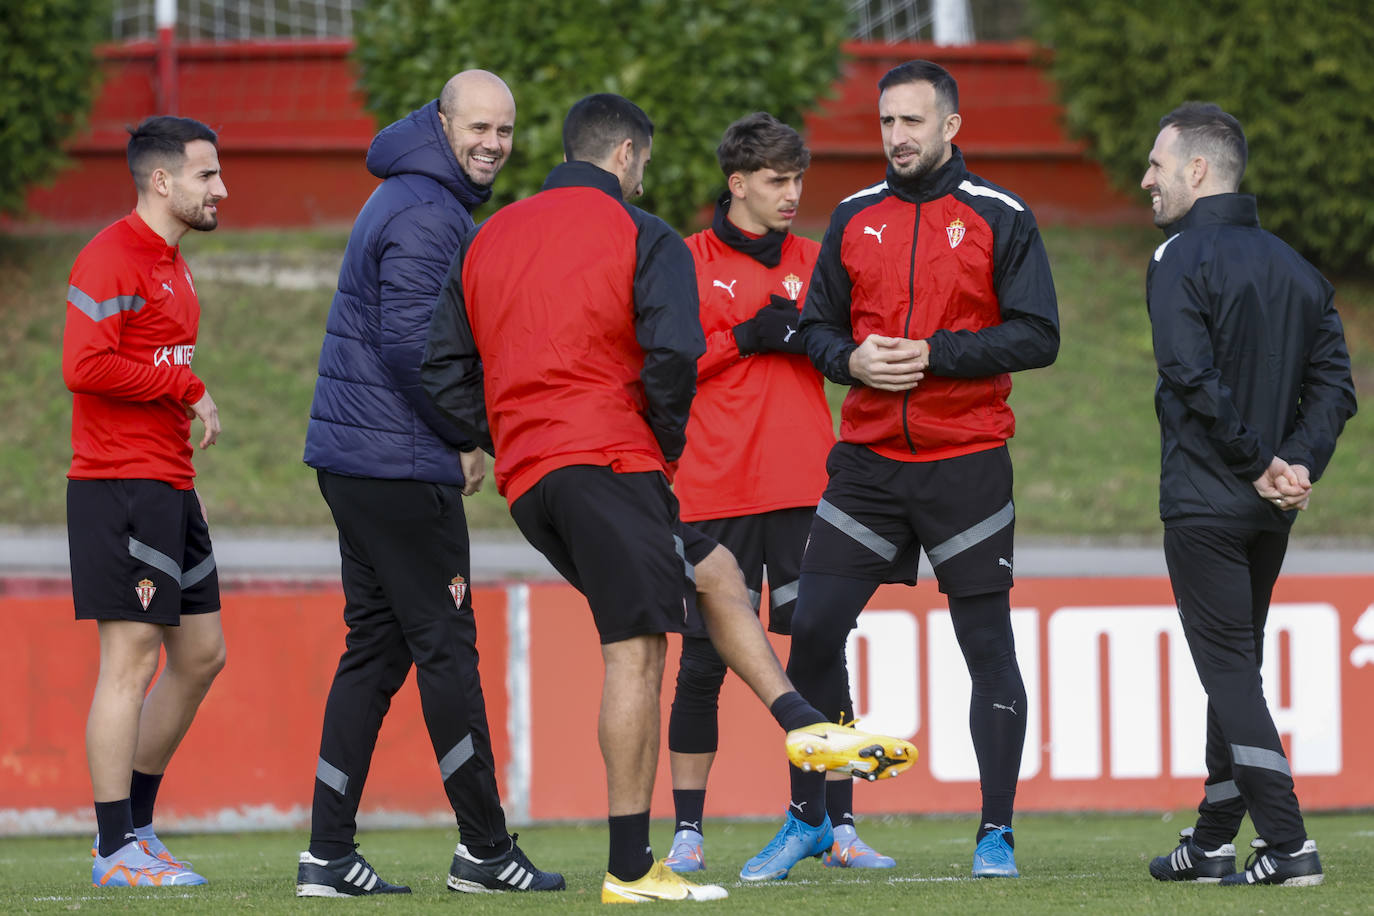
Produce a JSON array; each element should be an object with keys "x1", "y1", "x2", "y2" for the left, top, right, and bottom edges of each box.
[
  {"x1": 716, "y1": 112, "x2": 810, "y2": 177},
  {"x1": 127, "y1": 116, "x2": 218, "y2": 190},
  {"x1": 562, "y1": 94, "x2": 653, "y2": 163},
  {"x1": 1159, "y1": 101, "x2": 1247, "y2": 188},
  {"x1": 878, "y1": 60, "x2": 959, "y2": 115}
]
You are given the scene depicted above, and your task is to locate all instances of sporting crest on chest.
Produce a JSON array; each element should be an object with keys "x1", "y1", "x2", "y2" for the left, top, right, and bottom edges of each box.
[
  {"x1": 946, "y1": 218, "x2": 966, "y2": 249},
  {"x1": 781, "y1": 273, "x2": 803, "y2": 300}
]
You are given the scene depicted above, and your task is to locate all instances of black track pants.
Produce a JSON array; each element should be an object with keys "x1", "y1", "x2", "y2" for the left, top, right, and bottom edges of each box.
[
  {"x1": 310, "y1": 471, "x2": 507, "y2": 853},
  {"x1": 1164, "y1": 524, "x2": 1306, "y2": 850}
]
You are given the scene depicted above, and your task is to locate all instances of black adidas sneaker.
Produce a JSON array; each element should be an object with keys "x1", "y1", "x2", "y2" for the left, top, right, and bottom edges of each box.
[
  {"x1": 1220, "y1": 837, "x2": 1323, "y2": 886},
  {"x1": 296, "y1": 849, "x2": 410, "y2": 896},
  {"x1": 1149, "y1": 827, "x2": 1236, "y2": 882},
  {"x1": 447, "y1": 835, "x2": 565, "y2": 893}
]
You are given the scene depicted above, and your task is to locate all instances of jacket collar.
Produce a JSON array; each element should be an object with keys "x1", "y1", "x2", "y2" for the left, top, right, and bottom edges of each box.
[
  {"x1": 1164, "y1": 193, "x2": 1260, "y2": 235},
  {"x1": 886, "y1": 145, "x2": 968, "y2": 204},
  {"x1": 711, "y1": 189, "x2": 787, "y2": 268},
  {"x1": 124, "y1": 209, "x2": 176, "y2": 256},
  {"x1": 542, "y1": 160, "x2": 625, "y2": 199}
]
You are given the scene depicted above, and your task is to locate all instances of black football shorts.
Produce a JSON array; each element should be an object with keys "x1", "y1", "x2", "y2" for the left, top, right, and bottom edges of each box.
[
  {"x1": 68, "y1": 478, "x2": 220, "y2": 625},
  {"x1": 801, "y1": 443, "x2": 1015, "y2": 596},
  {"x1": 511, "y1": 465, "x2": 708, "y2": 644},
  {"x1": 690, "y1": 506, "x2": 812, "y2": 635}
]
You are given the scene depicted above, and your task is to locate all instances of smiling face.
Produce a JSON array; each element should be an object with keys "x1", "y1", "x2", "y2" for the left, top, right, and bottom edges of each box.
[
  {"x1": 439, "y1": 79, "x2": 516, "y2": 188},
  {"x1": 1141, "y1": 125, "x2": 1195, "y2": 227},
  {"x1": 879, "y1": 80, "x2": 958, "y2": 181},
  {"x1": 727, "y1": 167, "x2": 804, "y2": 234},
  {"x1": 166, "y1": 139, "x2": 227, "y2": 232}
]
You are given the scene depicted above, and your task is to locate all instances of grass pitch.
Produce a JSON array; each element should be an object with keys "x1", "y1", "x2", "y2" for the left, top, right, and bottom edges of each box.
[{"x1": 3, "y1": 812, "x2": 1370, "y2": 913}]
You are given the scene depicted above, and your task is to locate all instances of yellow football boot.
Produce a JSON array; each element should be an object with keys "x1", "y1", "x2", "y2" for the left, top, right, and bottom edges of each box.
[
  {"x1": 601, "y1": 859, "x2": 728, "y2": 903},
  {"x1": 784, "y1": 719, "x2": 917, "y2": 781}
]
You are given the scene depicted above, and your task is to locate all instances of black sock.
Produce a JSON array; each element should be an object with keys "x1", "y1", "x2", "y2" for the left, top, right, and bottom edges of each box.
[
  {"x1": 1275, "y1": 838, "x2": 1307, "y2": 855},
  {"x1": 309, "y1": 841, "x2": 356, "y2": 861},
  {"x1": 95, "y1": 799, "x2": 136, "y2": 857},
  {"x1": 672, "y1": 789, "x2": 706, "y2": 834},
  {"x1": 607, "y1": 812, "x2": 653, "y2": 882},
  {"x1": 129, "y1": 770, "x2": 163, "y2": 830},
  {"x1": 825, "y1": 778, "x2": 855, "y2": 829},
  {"x1": 464, "y1": 835, "x2": 509, "y2": 860},
  {"x1": 788, "y1": 765, "x2": 827, "y2": 827},
  {"x1": 977, "y1": 822, "x2": 1013, "y2": 846},
  {"x1": 769, "y1": 691, "x2": 825, "y2": 733}
]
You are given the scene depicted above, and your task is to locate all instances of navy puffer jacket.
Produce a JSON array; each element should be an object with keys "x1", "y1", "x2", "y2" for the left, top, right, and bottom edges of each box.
[{"x1": 305, "y1": 101, "x2": 489, "y2": 484}]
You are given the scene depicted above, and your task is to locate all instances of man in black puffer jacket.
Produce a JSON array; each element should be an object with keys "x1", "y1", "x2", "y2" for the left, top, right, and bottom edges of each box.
[
  {"x1": 1141, "y1": 101, "x2": 1356, "y2": 890},
  {"x1": 298, "y1": 70, "x2": 562, "y2": 898}
]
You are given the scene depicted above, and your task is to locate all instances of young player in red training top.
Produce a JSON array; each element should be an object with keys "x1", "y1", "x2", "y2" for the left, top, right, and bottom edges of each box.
[{"x1": 667, "y1": 113, "x2": 896, "y2": 876}]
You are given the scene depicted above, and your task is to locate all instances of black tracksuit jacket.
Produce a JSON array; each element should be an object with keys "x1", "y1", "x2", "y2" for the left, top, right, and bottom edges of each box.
[{"x1": 1146, "y1": 193, "x2": 1357, "y2": 530}]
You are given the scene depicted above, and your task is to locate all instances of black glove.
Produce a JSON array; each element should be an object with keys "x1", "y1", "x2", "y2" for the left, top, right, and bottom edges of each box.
[{"x1": 733, "y1": 295, "x2": 806, "y2": 355}]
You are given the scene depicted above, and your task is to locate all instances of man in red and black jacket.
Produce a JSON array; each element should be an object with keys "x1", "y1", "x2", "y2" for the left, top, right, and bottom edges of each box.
[
  {"x1": 63, "y1": 116, "x2": 227, "y2": 888},
  {"x1": 744, "y1": 60, "x2": 1059, "y2": 882},
  {"x1": 665, "y1": 114, "x2": 892, "y2": 874}
]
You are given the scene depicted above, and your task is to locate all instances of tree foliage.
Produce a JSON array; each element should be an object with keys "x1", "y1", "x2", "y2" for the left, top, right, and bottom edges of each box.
[
  {"x1": 353, "y1": 0, "x2": 851, "y2": 232},
  {"x1": 0, "y1": 0, "x2": 109, "y2": 214},
  {"x1": 1032, "y1": 0, "x2": 1374, "y2": 273}
]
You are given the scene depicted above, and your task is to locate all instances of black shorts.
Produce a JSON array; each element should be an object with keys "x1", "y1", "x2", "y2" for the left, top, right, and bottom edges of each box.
[
  {"x1": 68, "y1": 479, "x2": 220, "y2": 626},
  {"x1": 801, "y1": 443, "x2": 1015, "y2": 597},
  {"x1": 511, "y1": 465, "x2": 706, "y2": 644},
  {"x1": 692, "y1": 506, "x2": 812, "y2": 635}
]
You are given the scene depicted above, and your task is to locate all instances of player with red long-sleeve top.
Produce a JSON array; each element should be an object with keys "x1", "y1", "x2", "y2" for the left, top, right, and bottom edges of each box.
[
  {"x1": 64, "y1": 116, "x2": 226, "y2": 889},
  {"x1": 664, "y1": 114, "x2": 894, "y2": 876}
]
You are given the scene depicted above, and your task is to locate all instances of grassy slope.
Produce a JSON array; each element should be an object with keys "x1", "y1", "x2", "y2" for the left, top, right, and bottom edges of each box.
[
  {"x1": 1, "y1": 226, "x2": 1369, "y2": 536},
  {"x1": 3, "y1": 812, "x2": 1370, "y2": 913}
]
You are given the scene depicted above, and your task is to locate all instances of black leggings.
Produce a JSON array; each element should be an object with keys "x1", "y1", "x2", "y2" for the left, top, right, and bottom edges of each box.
[{"x1": 786, "y1": 572, "x2": 1025, "y2": 826}]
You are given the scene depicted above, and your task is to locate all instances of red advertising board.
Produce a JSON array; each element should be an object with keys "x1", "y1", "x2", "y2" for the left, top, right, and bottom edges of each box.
[{"x1": 3, "y1": 576, "x2": 1370, "y2": 834}]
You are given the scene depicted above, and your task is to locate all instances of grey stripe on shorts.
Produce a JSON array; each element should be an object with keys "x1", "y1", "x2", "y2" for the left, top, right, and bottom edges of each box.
[
  {"x1": 925, "y1": 500, "x2": 1014, "y2": 568},
  {"x1": 181, "y1": 553, "x2": 217, "y2": 588},
  {"x1": 128, "y1": 537, "x2": 182, "y2": 582},
  {"x1": 815, "y1": 499, "x2": 898, "y2": 561}
]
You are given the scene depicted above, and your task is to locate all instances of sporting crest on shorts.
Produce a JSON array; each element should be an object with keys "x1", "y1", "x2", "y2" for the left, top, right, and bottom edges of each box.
[
  {"x1": 946, "y1": 218, "x2": 966, "y2": 249},
  {"x1": 449, "y1": 575, "x2": 468, "y2": 609},
  {"x1": 135, "y1": 578, "x2": 156, "y2": 611},
  {"x1": 782, "y1": 273, "x2": 803, "y2": 300}
]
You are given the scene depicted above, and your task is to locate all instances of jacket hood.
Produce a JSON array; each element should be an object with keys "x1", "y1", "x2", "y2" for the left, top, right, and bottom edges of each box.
[{"x1": 366, "y1": 100, "x2": 492, "y2": 212}]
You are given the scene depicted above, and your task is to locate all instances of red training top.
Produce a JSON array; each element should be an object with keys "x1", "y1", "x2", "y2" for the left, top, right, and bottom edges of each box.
[
  {"x1": 675, "y1": 228, "x2": 833, "y2": 521},
  {"x1": 63, "y1": 211, "x2": 207, "y2": 489}
]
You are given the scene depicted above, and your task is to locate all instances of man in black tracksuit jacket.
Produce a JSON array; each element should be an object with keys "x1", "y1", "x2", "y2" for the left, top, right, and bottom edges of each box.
[{"x1": 1142, "y1": 102, "x2": 1356, "y2": 888}]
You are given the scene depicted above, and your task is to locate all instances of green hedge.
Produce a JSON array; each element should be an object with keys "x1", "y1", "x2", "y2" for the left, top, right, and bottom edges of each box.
[
  {"x1": 1032, "y1": 0, "x2": 1374, "y2": 274},
  {"x1": 0, "y1": 0, "x2": 109, "y2": 214},
  {"x1": 352, "y1": 0, "x2": 850, "y2": 232}
]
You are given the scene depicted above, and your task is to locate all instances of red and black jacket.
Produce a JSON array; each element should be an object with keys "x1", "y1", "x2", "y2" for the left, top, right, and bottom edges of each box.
[
  {"x1": 800, "y1": 147, "x2": 1059, "y2": 462},
  {"x1": 676, "y1": 202, "x2": 831, "y2": 521},
  {"x1": 422, "y1": 161, "x2": 704, "y2": 504}
]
